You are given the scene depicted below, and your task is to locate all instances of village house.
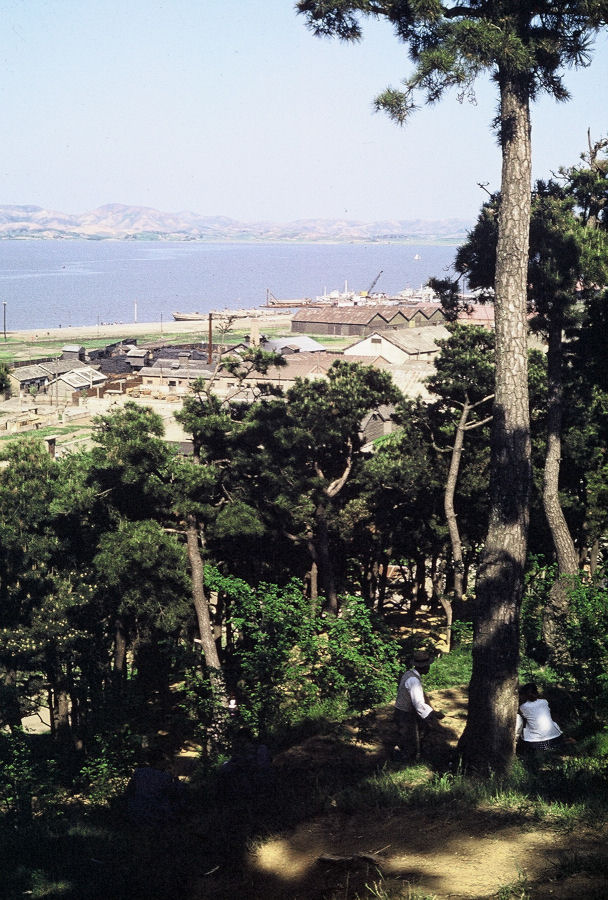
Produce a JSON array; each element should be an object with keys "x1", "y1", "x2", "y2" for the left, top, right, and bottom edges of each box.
[
  {"x1": 343, "y1": 326, "x2": 450, "y2": 364},
  {"x1": 8, "y1": 358, "x2": 95, "y2": 398},
  {"x1": 47, "y1": 367, "x2": 108, "y2": 402},
  {"x1": 360, "y1": 405, "x2": 395, "y2": 446},
  {"x1": 60, "y1": 344, "x2": 87, "y2": 364},
  {"x1": 136, "y1": 355, "x2": 213, "y2": 397}
]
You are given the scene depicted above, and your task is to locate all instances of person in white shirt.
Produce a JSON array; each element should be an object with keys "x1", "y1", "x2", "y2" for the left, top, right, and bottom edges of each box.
[
  {"x1": 516, "y1": 682, "x2": 565, "y2": 756},
  {"x1": 394, "y1": 650, "x2": 440, "y2": 761}
]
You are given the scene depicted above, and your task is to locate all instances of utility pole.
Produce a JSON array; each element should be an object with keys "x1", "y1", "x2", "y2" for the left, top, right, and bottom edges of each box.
[{"x1": 3, "y1": 302, "x2": 6, "y2": 341}]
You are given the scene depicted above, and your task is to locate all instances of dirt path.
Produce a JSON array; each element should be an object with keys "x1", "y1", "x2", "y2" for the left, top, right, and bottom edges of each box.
[
  {"x1": 188, "y1": 687, "x2": 608, "y2": 899},
  {"x1": 250, "y1": 806, "x2": 606, "y2": 899}
]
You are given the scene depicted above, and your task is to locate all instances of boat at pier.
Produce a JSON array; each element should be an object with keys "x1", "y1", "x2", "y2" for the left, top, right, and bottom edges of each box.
[
  {"x1": 172, "y1": 311, "x2": 208, "y2": 321},
  {"x1": 265, "y1": 284, "x2": 440, "y2": 308}
]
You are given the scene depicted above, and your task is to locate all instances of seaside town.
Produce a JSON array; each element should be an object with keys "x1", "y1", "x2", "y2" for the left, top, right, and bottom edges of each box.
[{"x1": 0, "y1": 295, "x2": 494, "y2": 455}]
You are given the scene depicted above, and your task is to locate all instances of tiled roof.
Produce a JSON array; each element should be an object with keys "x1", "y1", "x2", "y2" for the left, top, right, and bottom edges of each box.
[
  {"x1": 458, "y1": 304, "x2": 495, "y2": 324},
  {"x1": 9, "y1": 364, "x2": 52, "y2": 383},
  {"x1": 292, "y1": 304, "x2": 446, "y2": 324},
  {"x1": 241, "y1": 352, "x2": 392, "y2": 381},
  {"x1": 388, "y1": 326, "x2": 450, "y2": 354},
  {"x1": 345, "y1": 327, "x2": 450, "y2": 356},
  {"x1": 147, "y1": 365, "x2": 212, "y2": 379}
]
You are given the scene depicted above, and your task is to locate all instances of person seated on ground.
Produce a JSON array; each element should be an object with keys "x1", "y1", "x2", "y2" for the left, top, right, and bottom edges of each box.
[
  {"x1": 126, "y1": 749, "x2": 184, "y2": 826},
  {"x1": 516, "y1": 682, "x2": 573, "y2": 757},
  {"x1": 394, "y1": 650, "x2": 443, "y2": 763},
  {"x1": 219, "y1": 726, "x2": 272, "y2": 800}
]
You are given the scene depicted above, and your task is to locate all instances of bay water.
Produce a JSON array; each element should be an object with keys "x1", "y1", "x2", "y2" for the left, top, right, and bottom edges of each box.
[{"x1": 0, "y1": 240, "x2": 458, "y2": 331}]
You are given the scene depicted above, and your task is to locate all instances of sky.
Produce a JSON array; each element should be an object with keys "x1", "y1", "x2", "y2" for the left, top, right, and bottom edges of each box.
[{"x1": 1, "y1": 0, "x2": 607, "y2": 225}]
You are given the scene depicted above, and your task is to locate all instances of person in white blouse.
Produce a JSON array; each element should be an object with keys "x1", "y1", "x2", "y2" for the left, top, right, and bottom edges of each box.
[
  {"x1": 516, "y1": 682, "x2": 569, "y2": 757},
  {"x1": 394, "y1": 650, "x2": 441, "y2": 761}
]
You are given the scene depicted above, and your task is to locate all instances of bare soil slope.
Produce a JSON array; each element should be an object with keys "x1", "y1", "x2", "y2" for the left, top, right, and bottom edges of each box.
[{"x1": 189, "y1": 687, "x2": 608, "y2": 900}]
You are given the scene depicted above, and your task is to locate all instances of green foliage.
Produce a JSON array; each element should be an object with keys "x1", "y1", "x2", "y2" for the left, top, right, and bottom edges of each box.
[
  {"x1": 297, "y1": 0, "x2": 606, "y2": 111},
  {"x1": 562, "y1": 576, "x2": 608, "y2": 707},
  {"x1": 426, "y1": 324, "x2": 495, "y2": 406},
  {"x1": 176, "y1": 660, "x2": 217, "y2": 746},
  {"x1": 0, "y1": 730, "x2": 35, "y2": 820},
  {"x1": 212, "y1": 569, "x2": 321, "y2": 732},
  {"x1": 93, "y1": 519, "x2": 190, "y2": 631},
  {"x1": 208, "y1": 568, "x2": 401, "y2": 733},
  {"x1": 520, "y1": 556, "x2": 556, "y2": 663},
  {"x1": 0, "y1": 361, "x2": 10, "y2": 395},
  {"x1": 522, "y1": 559, "x2": 608, "y2": 714},
  {"x1": 319, "y1": 595, "x2": 402, "y2": 709},
  {"x1": 425, "y1": 644, "x2": 472, "y2": 690},
  {"x1": 77, "y1": 732, "x2": 136, "y2": 805}
]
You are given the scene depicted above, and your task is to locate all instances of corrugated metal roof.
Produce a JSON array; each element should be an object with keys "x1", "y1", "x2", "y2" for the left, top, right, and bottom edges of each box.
[
  {"x1": 58, "y1": 367, "x2": 107, "y2": 388},
  {"x1": 263, "y1": 336, "x2": 327, "y2": 353}
]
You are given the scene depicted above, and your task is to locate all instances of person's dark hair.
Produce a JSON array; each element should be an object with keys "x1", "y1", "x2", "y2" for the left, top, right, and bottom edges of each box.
[
  {"x1": 410, "y1": 650, "x2": 432, "y2": 669},
  {"x1": 519, "y1": 682, "x2": 539, "y2": 704}
]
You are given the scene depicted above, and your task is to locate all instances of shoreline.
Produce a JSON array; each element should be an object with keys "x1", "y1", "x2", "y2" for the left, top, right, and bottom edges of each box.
[{"x1": 7, "y1": 309, "x2": 293, "y2": 343}]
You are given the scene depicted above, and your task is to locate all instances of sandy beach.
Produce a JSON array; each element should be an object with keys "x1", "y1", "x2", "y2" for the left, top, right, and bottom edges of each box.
[{"x1": 8, "y1": 309, "x2": 293, "y2": 343}]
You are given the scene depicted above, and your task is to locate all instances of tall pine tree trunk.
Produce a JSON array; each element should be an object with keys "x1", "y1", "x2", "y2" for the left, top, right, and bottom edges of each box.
[
  {"x1": 459, "y1": 75, "x2": 532, "y2": 773},
  {"x1": 186, "y1": 515, "x2": 229, "y2": 715},
  {"x1": 316, "y1": 502, "x2": 338, "y2": 614},
  {"x1": 112, "y1": 617, "x2": 128, "y2": 690},
  {"x1": 445, "y1": 400, "x2": 470, "y2": 602},
  {"x1": 541, "y1": 312, "x2": 579, "y2": 662}
]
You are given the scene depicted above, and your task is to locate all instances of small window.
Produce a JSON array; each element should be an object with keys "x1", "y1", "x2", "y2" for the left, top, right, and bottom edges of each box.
[{"x1": 371, "y1": 337, "x2": 381, "y2": 344}]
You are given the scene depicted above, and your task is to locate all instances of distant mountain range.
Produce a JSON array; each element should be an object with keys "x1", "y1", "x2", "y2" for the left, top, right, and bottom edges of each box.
[{"x1": 0, "y1": 204, "x2": 470, "y2": 243}]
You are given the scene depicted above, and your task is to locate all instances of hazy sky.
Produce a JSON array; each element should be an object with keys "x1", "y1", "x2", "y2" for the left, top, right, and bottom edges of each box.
[{"x1": 1, "y1": 1, "x2": 607, "y2": 224}]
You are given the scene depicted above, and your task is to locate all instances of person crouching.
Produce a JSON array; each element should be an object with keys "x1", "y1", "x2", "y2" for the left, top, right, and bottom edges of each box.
[{"x1": 394, "y1": 650, "x2": 441, "y2": 762}]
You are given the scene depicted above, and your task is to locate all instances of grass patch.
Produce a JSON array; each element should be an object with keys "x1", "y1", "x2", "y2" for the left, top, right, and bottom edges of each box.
[
  {"x1": 495, "y1": 871, "x2": 531, "y2": 900},
  {"x1": 425, "y1": 644, "x2": 472, "y2": 690},
  {"x1": 329, "y1": 879, "x2": 439, "y2": 900},
  {"x1": 0, "y1": 425, "x2": 90, "y2": 443}
]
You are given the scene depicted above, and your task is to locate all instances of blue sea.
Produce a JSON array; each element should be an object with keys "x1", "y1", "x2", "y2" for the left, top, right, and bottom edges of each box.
[{"x1": 0, "y1": 240, "x2": 458, "y2": 331}]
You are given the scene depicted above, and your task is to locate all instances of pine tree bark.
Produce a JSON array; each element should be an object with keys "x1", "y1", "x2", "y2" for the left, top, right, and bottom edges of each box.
[
  {"x1": 186, "y1": 515, "x2": 228, "y2": 712},
  {"x1": 316, "y1": 502, "x2": 338, "y2": 614},
  {"x1": 445, "y1": 400, "x2": 471, "y2": 602},
  {"x1": 541, "y1": 312, "x2": 579, "y2": 662},
  {"x1": 112, "y1": 617, "x2": 128, "y2": 690},
  {"x1": 458, "y1": 75, "x2": 532, "y2": 773}
]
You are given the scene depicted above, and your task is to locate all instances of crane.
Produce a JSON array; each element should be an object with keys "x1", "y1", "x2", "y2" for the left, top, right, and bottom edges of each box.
[{"x1": 365, "y1": 270, "x2": 383, "y2": 297}]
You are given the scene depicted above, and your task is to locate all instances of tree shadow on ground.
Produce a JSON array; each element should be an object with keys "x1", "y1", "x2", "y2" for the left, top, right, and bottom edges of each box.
[
  {"x1": 0, "y1": 704, "x2": 461, "y2": 900},
  {"x1": 3, "y1": 692, "x2": 607, "y2": 900}
]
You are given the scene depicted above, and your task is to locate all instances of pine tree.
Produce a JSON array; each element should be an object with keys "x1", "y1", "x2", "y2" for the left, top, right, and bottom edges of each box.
[{"x1": 297, "y1": 0, "x2": 608, "y2": 770}]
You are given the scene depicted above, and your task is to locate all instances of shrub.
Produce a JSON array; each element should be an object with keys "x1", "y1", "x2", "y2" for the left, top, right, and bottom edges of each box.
[
  {"x1": 0, "y1": 730, "x2": 35, "y2": 822},
  {"x1": 561, "y1": 576, "x2": 608, "y2": 710},
  {"x1": 209, "y1": 567, "x2": 402, "y2": 734},
  {"x1": 522, "y1": 562, "x2": 608, "y2": 716},
  {"x1": 320, "y1": 595, "x2": 401, "y2": 708}
]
